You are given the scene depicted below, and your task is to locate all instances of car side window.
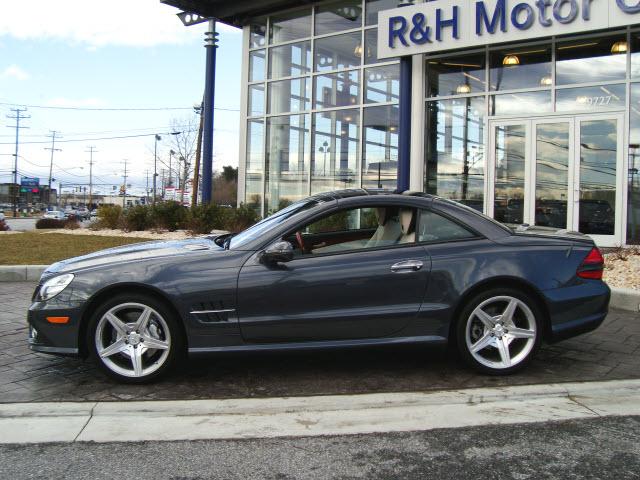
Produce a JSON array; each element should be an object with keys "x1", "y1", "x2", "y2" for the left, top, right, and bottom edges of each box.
[
  {"x1": 288, "y1": 205, "x2": 417, "y2": 255},
  {"x1": 417, "y1": 209, "x2": 477, "y2": 243}
]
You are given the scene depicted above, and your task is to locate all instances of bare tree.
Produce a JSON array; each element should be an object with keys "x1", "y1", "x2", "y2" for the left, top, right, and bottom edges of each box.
[{"x1": 169, "y1": 116, "x2": 198, "y2": 203}]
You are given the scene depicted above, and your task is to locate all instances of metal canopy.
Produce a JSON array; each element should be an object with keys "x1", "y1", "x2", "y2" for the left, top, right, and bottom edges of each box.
[{"x1": 161, "y1": 0, "x2": 324, "y2": 26}]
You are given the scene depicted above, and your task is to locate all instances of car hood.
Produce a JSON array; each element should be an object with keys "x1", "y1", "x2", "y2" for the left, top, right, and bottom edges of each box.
[{"x1": 43, "y1": 236, "x2": 224, "y2": 277}]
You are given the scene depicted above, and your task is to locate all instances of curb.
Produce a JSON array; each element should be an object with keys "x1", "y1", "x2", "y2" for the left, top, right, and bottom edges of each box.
[
  {"x1": 0, "y1": 265, "x2": 47, "y2": 282},
  {"x1": 2, "y1": 266, "x2": 639, "y2": 312},
  {"x1": 1, "y1": 378, "x2": 640, "y2": 444}
]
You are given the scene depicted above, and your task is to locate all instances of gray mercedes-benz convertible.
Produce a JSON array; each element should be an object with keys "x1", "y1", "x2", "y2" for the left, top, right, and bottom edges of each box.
[{"x1": 27, "y1": 190, "x2": 610, "y2": 383}]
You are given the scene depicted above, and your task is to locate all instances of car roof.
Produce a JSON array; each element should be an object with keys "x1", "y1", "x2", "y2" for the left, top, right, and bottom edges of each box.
[{"x1": 309, "y1": 189, "x2": 438, "y2": 202}]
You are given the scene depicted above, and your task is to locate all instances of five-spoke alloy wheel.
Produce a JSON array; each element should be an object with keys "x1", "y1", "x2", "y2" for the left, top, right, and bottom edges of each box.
[
  {"x1": 457, "y1": 288, "x2": 542, "y2": 375},
  {"x1": 88, "y1": 294, "x2": 183, "y2": 383}
]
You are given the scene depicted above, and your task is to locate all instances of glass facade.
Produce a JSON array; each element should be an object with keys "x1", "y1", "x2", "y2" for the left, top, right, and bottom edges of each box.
[
  {"x1": 424, "y1": 30, "x2": 640, "y2": 245},
  {"x1": 244, "y1": 1, "x2": 400, "y2": 215},
  {"x1": 242, "y1": 6, "x2": 639, "y2": 244}
]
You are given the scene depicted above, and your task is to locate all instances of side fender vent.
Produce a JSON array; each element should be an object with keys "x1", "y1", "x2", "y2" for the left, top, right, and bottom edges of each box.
[{"x1": 189, "y1": 302, "x2": 235, "y2": 323}]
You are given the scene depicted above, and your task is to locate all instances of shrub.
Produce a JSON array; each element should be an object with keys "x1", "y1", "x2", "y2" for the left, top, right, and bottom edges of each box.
[
  {"x1": 151, "y1": 201, "x2": 187, "y2": 232},
  {"x1": 122, "y1": 205, "x2": 152, "y2": 231},
  {"x1": 36, "y1": 218, "x2": 66, "y2": 229},
  {"x1": 186, "y1": 204, "x2": 229, "y2": 235},
  {"x1": 64, "y1": 218, "x2": 80, "y2": 230},
  {"x1": 0, "y1": 219, "x2": 9, "y2": 231},
  {"x1": 97, "y1": 205, "x2": 123, "y2": 229},
  {"x1": 224, "y1": 203, "x2": 259, "y2": 233}
]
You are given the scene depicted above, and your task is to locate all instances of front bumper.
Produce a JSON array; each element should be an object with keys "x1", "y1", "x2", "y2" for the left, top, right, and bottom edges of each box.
[{"x1": 27, "y1": 299, "x2": 83, "y2": 357}]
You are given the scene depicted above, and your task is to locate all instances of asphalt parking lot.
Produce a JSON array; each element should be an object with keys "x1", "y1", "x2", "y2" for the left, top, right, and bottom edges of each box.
[{"x1": 1, "y1": 282, "x2": 639, "y2": 403}]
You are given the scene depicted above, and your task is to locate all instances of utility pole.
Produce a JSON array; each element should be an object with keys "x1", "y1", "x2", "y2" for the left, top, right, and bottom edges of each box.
[
  {"x1": 6, "y1": 108, "x2": 30, "y2": 218},
  {"x1": 85, "y1": 146, "x2": 96, "y2": 208},
  {"x1": 122, "y1": 159, "x2": 128, "y2": 209},
  {"x1": 192, "y1": 101, "x2": 204, "y2": 207},
  {"x1": 44, "y1": 130, "x2": 61, "y2": 208},
  {"x1": 145, "y1": 169, "x2": 150, "y2": 205},
  {"x1": 153, "y1": 134, "x2": 161, "y2": 206}
]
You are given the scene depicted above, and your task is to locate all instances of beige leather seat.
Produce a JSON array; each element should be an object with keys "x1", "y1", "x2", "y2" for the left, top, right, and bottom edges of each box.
[
  {"x1": 398, "y1": 208, "x2": 415, "y2": 244},
  {"x1": 365, "y1": 207, "x2": 402, "y2": 247}
]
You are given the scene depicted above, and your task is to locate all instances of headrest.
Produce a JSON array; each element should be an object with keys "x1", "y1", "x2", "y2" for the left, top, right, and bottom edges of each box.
[
  {"x1": 399, "y1": 208, "x2": 414, "y2": 235},
  {"x1": 376, "y1": 207, "x2": 388, "y2": 226}
]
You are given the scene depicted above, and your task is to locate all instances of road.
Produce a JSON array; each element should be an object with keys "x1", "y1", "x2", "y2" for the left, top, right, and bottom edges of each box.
[{"x1": 1, "y1": 416, "x2": 638, "y2": 479}]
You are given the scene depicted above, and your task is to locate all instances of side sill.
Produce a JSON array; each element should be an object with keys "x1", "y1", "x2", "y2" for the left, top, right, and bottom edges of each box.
[
  {"x1": 188, "y1": 335, "x2": 447, "y2": 355},
  {"x1": 29, "y1": 344, "x2": 79, "y2": 356}
]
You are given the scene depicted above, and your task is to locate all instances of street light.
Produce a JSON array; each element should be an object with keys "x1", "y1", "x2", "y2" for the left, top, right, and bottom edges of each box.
[
  {"x1": 318, "y1": 141, "x2": 330, "y2": 176},
  {"x1": 153, "y1": 132, "x2": 181, "y2": 205}
]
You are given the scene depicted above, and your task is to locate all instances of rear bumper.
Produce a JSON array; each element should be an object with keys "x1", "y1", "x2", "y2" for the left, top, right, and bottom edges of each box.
[{"x1": 543, "y1": 281, "x2": 610, "y2": 343}]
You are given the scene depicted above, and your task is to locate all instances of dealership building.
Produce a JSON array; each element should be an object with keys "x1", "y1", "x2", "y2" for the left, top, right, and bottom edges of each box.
[{"x1": 164, "y1": 0, "x2": 640, "y2": 246}]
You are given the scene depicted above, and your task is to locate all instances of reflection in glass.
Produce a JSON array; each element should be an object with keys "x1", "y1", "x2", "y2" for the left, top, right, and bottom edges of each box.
[
  {"x1": 365, "y1": 0, "x2": 398, "y2": 25},
  {"x1": 268, "y1": 42, "x2": 312, "y2": 79},
  {"x1": 268, "y1": 78, "x2": 310, "y2": 114},
  {"x1": 266, "y1": 115, "x2": 310, "y2": 212},
  {"x1": 364, "y1": 64, "x2": 399, "y2": 103},
  {"x1": 249, "y1": 50, "x2": 266, "y2": 82},
  {"x1": 311, "y1": 109, "x2": 360, "y2": 194},
  {"x1": 363, "y1": 28, "x2": 395, "y2": 64},
  {"x1": 362, "y1": 105, "x2": 399, "y2": 189},
  {"x1": 579, "y1": 120, "x2": 617, "y2": 236},
  {"x1": 248, "y1": 84, "x2": 265, "y2": 116},
  {"x1": 631, "y1": 33, "x2": 640, "y2": 78},
  {"x1": 494, "y1": 124, "x2": 526, "y2": 224},
  {"x1": 491, "y1": 91, "x2": 552, "y2": 115},
  {"x1": 245, "y1": 120, "x2": 264, "y2": 213},
  {"x1": 489, "y1": 45, "x2": 551, "y2": 91},
  {"x1": 315, "y1": 0, "x2": 362, "y2": 35},
  {"x1": 535, "y1": 123, "x2": 569, "y2": 229},
  {"x1": 629, "y1": 83, "x2": 640, "y2": 244},
  {"x1": 556, "y1": 36, "x2": 626, "y2": 85},
  {"x1": 556, "y1": 84, "x2": 626, "y2": 112},
  {"x1": 425, "y1": 97, "x2": 485, "y2": 211},
  {"x1": 315, "y1": 31, "x2": 362, "y2": 72},
  {"x1": 270, "y1": 9, "x2": 311, "y2": 44},
  {"x1": 426, "y1": 54, "x2": 485, "y2": 96},
  {"x1": 249, "y1": 21, "x2": 266, "y2": 48},
  {"x1": 314, "y1": 70, "x2": 360, "y2": 109}
]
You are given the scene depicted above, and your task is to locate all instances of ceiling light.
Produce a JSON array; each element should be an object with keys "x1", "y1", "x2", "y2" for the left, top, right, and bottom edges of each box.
[
  {"x1": 456, "y1": 83, "x2": 472, "y2": 94},
  {"x1": 540, "y1": 75, "x2": 552, "y2": 86},
  {"x1": 611, "y1": 41, "x2": 628, "y2": 54},
  {"x1": 354, "y1": 44, "x2": 364, "y2": 58},
  {"x1": 503, "y1": 54, "x2": 520, "y2": 66}
]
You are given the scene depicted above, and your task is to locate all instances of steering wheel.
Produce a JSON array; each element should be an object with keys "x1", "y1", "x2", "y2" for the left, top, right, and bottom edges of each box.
[{"x1": 295, "y1": 231, "x2": 306, "y2": 253}]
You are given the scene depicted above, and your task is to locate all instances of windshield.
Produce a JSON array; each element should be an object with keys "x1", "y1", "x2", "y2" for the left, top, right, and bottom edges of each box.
[{"x1": 228, "y1": 199, "x2": 325, "y2": 249}]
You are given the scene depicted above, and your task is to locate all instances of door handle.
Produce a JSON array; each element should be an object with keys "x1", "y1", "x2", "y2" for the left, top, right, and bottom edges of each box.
[{"x1": 391, "y1": 260, "x2": 423, "y2": 273}]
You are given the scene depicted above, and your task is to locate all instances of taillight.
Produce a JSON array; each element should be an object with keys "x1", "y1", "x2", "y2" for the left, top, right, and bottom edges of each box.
[{"x1": 577, "y1": 247, "x2": 604, "y2": 280}]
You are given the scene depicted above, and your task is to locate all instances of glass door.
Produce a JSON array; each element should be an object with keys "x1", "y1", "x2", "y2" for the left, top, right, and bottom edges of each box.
[
  {"x1": 530, "y1": 118, "x2": 574, "y2": 230},
  {"x1": 572, "y1": 114, "x2": 624, "y2": 247}
]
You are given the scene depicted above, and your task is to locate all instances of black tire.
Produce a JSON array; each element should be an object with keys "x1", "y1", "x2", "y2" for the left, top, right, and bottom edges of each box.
[
  {"x1": 456, "y1": 287, "x2": 543, "y2": 375},
  {"x1": 87, "y1": 293, "x2": 184, "y2": 383}
]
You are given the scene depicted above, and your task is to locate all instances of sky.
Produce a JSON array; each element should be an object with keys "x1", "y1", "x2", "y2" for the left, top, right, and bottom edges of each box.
[{"x1": 0, "y1": 0, "x2": 242, "y2": 196}]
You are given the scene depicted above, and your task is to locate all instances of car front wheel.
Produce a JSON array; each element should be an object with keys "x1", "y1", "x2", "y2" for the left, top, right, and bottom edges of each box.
[
  {"x1": 87, "y1": 294, "x2": 183, "y2": 383},
  {"x1": 457, "y1": 288, "x2": 542, "y2": 375}
]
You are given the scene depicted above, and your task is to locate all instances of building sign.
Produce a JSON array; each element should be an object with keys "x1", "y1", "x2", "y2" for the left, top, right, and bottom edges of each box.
[
  {"x1": 377, "y1": 0, "x2": 640, "y2": 59},
  {"x1": 20, "y1": 177, "x2": 40, "y2": 194}
]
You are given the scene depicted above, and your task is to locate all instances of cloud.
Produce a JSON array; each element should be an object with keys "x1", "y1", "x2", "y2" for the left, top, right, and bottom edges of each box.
[
  {"x1": 0, "y1": 0, "x2": 240, "y2": 48},
  {"x1": 0, "y1": 64, "x2": 30, "y2": 80},
  {"x1": 45, "y1": 97, "x2": 108, "y2": 108}
]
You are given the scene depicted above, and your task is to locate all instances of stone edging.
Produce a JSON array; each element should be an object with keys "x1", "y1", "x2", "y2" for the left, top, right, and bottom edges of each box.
[{"x1": 1, "y1": 265, "x2": 638, "y2": 312}]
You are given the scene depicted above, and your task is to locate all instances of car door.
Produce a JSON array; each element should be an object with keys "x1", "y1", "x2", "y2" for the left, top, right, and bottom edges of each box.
[{"x1": 236, "y1": 204, "x2": 432, "y2": 343}]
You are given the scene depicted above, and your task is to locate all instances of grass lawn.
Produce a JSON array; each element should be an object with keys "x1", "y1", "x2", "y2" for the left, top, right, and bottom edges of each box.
[{"x1": 0, "y1": 232, "x2": 154, "y2": 265}]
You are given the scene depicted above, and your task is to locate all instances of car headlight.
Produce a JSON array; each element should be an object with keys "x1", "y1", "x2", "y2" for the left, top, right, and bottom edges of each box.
[{"x1": 39, "y1": 274, "x2": 74, "y2": 301}]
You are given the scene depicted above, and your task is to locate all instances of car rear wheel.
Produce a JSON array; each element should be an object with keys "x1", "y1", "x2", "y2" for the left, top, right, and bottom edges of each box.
[
  {"x1": 87, "y1": 294, "x2": 183, "y2": 383},
  {"x1": 457, "y1": 288, "x2": 542, "y2": 375}
]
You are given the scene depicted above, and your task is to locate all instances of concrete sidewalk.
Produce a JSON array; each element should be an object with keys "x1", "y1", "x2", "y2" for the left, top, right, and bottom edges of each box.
[{"x1": 2, "y1": 379, "x2": 640, "y2": 444}]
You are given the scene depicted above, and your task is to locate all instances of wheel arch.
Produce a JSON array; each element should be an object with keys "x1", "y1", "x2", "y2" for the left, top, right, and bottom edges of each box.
[
  {"x1": 448, "y1": 276, "x2": 552, "y2": 346},
  {"x1": 78, "y1": 283, "x2": 187, "y2": 357}
]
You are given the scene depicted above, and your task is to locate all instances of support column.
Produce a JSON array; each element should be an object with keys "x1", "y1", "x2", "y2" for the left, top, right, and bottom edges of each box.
[
  {"x1": 202, "y1": 20, "x2": 218, "y2": 204},
  {"x1": 397, "y1": 55, "x2": 411, "y2": 192},
  {"x1": 410, "y1": 54, "x2": 425, "y2": 192}
]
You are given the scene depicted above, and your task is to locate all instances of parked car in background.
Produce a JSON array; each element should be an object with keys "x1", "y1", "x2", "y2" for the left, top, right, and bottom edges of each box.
[
  {"x1": 90, "y1": 209, "x2": 98, "y2": 219},
  {"x1": 27, "y1": 190, "x2": 610, "y2": 383},
  {"x1": 43, "y1": 210, "x2": 66, "y2": 220},
  {"x1": 76, "y1": 207, "x2": 90, "y2": 220},
  {"x1": 0, "y1": 211, "x2": 5, "y2": 222}
]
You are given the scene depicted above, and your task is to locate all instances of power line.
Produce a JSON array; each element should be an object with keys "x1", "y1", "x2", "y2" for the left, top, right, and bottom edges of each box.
[
  {"x1": 0, "y1": 101, "x2": 239, "y2": 113},
  {"x1": 0, "y1": 130, "x2": 198, "y2": 145}
]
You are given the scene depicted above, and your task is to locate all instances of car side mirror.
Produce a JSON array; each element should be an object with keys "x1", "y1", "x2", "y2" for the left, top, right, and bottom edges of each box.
[{"x1": 262, "y1": 241, "x2": 294, "y2": 264}]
